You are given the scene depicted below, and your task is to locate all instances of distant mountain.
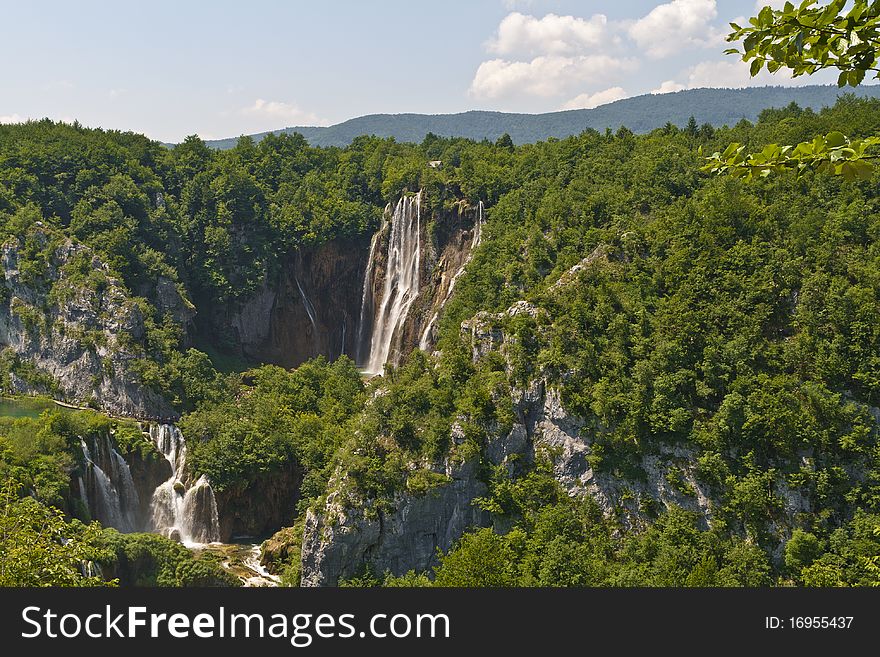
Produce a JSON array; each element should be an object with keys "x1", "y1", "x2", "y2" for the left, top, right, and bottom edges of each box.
[{"x1": 201, "y1": 85, "x2": 880, "y2": 150}]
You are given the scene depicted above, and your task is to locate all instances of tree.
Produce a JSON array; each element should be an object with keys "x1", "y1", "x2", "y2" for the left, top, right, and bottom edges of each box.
[
  {"x1": 705, "y1": 1, "x2": 880, "y2": 180},
  {"x1": 432, "y1": 528, "x2": 519, "y2": 586},
  {"x1": 0, "y1": 480, "x2": 111, "y2": 587}
]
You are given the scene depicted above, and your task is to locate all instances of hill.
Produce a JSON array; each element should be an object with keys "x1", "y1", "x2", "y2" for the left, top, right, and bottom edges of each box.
[{"x1": 202, "y1": 85, "x2": 880, "y2": 149}]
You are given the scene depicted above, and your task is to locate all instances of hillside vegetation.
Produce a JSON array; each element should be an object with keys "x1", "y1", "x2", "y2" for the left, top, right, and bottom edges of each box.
[{"x1": 1, "y1": 95, "x2": 879, "y2": 586}]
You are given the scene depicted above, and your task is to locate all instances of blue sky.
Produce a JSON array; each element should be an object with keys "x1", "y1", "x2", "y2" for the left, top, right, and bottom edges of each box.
[{"x1": 0, "y1": 1, "x2": 838, "y2": 142}]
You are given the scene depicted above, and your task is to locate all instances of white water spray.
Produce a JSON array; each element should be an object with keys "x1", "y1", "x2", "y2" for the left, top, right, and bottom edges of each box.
[
  {"x1": 149, "y1": 424, "x2": 220, "y2": 545},
  {"x1": 354, "y1": 226, "x2": 383, "y2": 365},
  {"x1": 363, "y1": 192, "x2": 422, "y2": 374},
  {"x1": 80, "y1": 437, "x2": 139, "y2": 532}
]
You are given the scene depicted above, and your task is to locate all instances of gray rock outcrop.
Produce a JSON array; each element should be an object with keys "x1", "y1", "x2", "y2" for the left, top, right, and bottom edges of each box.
[{"x1": 0, "y1": 234, "x2": 175, "y2": 417}]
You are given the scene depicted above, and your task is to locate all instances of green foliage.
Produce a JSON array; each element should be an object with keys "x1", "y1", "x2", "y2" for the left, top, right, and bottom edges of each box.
[
  {"x1": 728, "y1": 1, "x2": 880, "y2": 84},
  {"x1": 3, "y1": 92, "x2": 880, "y2": 588},
  {"x1": 0, "y1": 478, "x2": 112, "y2": 586},
  {"x1": 785, "y1": 529, "x2": 823, "y2": 572},
  {"x1": 703, "y1": 131, "x2": 880, "y2": 180},
  {"x1": 708, "y1": 2, "x2": 880, "y2": 179},
  {"x1": 97, "y1": 529, "x2": 239, "y2": 587},
  {"x1": 433, "y1": 528, "x2": 520, "y2": 587},
  {"x1": 181, "y1": 357, "x2": 364, "y2": 498}
]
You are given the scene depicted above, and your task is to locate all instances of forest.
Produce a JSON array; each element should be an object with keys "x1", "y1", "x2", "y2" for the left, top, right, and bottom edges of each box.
[{"x1": 1, "y1": 87, "x2": 879, "y2": 586}]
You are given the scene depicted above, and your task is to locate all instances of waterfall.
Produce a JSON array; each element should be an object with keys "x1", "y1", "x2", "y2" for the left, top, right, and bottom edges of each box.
[
  {"x1": 149, "y1": 424, "x2": 220, "y2": 545},
  {"x1": 80, "y1": 437, "x2": 139, "y2": 532},
  {"x1": 77, "y1": 475, "x2": 89, "y2": 512},
  {"x1": 354, "y1": 226, "x2": 383, "y2": 365},
  {"x1": 363, "y1": 192, "x2": 422, "y2": 375},
  {"x1": 419, "y1": 201, "x2": 485, "y2": 351},
  {"x1": 80, "y1": 560, "x2": 103, "y2": 579},
  {"x1": 339, "y1": 319, "x2": 346, "y2": 361},
  {"x1": 294, "y1": 273, "x2": 319, "y2": 351}
]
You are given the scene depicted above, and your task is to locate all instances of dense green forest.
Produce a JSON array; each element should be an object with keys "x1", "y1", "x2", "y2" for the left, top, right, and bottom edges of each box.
[
  {"x1": 1, "y1": 92, "x2": 880, "y2": 586},
  {"x1": 201, "y1": 85, "x2": 880, "y2": 149}
]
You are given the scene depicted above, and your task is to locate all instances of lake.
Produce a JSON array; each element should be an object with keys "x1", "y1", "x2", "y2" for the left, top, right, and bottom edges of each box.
[{"x1": 0, "y1": 396, "x2": 66, "y2": 419}]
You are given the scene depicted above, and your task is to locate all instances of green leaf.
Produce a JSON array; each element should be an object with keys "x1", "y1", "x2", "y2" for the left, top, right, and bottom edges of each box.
[
  {"x1": 750, "y1": 58, "x2": 764, "y2": 77},
  {"x1": 826, "y1": 131, "x2": 847, "y2": 148}
]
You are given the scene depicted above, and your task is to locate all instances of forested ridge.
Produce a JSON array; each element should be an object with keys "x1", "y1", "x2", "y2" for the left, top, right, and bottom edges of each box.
[
  {"x1": 1, "y1": 93, "x2": 880, "y2": 586},
  {"x1": 200, "y1": 85, "x2": 880, "y2": 150}
]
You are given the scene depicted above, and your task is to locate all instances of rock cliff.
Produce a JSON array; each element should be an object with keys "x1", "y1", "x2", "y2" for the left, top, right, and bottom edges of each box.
[
  {"x1": 300, "y1": 457, "x2": 490, "y2": 586},
  {"x1": 0, "y1": 233, "x2": 178, "y2": 417},
  {"x1": 209, "y1": 238, "x2": 369, "y2": 368}
]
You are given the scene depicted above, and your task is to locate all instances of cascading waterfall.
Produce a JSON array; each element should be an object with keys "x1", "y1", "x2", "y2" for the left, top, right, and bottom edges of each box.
[
  {"x1": 419, "y1": 201, "x2": 485, "y2": 351},
  {"x1": 80, "y1": 436, "x2": 139, "y2": 532},
  {"x1": 149, "y1": 424, "x2": 220, "y2": 545},
  {"x1": 363, "y1": 192, "x2": 422, "y2": 374},
  {"x1": 354, "y1": 226, "x2": 383, "y2": 365}
]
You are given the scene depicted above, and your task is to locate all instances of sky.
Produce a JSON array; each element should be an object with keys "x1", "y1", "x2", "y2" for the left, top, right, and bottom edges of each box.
[{"x1": 0, "y1": 0, "x2": 843, "y2": 143}]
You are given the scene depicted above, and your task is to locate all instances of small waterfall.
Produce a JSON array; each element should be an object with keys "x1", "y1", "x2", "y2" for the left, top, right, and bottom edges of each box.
[
  {"x1": 339, "y1": 319, "x2": 346, "y2": 361},
  {"x1": 80, "y1": 437, "x2": 139, "y2": 532},
  {"x1": 355, "y1": 226, "x2": 383, "y2": 365},
  {"x1": 77, "y1": 475, "x2": 89, "y2": 512},
  {"x1": 363, "y1": 192, "x2": 422, "y2": 374},
  {"x1": 149, "y1": 424, "x2": 220, "y2": 545},
  {"x1": 244, "y1": 545, "x2": 281, "y2": 587},
  {"x1": 419, "y1": 201, "x2": 485, "y2": 351},
  {"x1": 294, "y1": 273, "x2": 319, "y2": 351},
  {"x1": 80, "y1": 560, "x2": 103, "y2": 579}
]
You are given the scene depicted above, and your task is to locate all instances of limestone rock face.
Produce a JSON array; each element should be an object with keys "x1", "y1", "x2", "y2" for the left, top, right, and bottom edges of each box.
[
  {"x1": 0, "y1": 236, "x2": 175, "y2": 418},
  {"x1": 199, "y1": 196, "x2": 485, "y2": 371},
  {"x1": 397, "y1": 200, "x2": 485, "y2": 359},
  {"x1": 532, "y1": 386, "x2": 712, "y2": 530},
  {"x1": 300, "y1": 458, "x2": 491, "y2": 586},
  {"x1": 215, "y1": 238, "x2": 370, "y2": 368}
]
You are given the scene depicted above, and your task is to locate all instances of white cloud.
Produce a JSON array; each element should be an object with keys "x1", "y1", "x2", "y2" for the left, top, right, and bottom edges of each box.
[
  {"x1": 652, "y1": 80, "x2": 686, "y2": 94},
  {"x1": 470, "y1": 55, "x2": 637, "y2": 99},
  {"x1": 242, "y1": 99, "x2": 327, "y2": 126},
  {"x1": 488, "y1": 12, "x2": 610, "y2": 57},
  {"x1": 629, "y1": 0, "x2": 721, "y2": 58},
  {"x1": 0, "y1": 113, "x2": 26, "y2": 124},
  {"x1": 562, "y1": 86, "x2": 628, "y2": 110}
]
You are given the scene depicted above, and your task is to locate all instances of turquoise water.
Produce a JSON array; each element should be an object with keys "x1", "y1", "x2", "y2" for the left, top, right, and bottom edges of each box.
[{"x1": 0, "y1": 397, "x2": 63, "y2": 419}]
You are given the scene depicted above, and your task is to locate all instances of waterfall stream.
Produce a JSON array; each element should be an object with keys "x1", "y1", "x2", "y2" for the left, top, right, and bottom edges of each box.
[
  {"x1": 362, "y1": 192, "x2": 422, "y2": 375},
  {"x1": 294, "y1": 273, "x2": 320, "y2": 352},
  {"x1": 80, "y1": 436, "x2": 139, "y2": 532},
  {"x1": 354, "y1": 223, "x2": 383, "y2": 366},
  {"x1": 149, "y1": 424, "x2": 220, "y2": 545}
]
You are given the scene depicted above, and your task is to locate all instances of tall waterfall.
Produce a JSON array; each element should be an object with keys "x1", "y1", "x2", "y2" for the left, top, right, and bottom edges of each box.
[
  {"x1": 362, "y1": 192, "x2": 422, "y2": 374},
  {"x1": 149, "y1": 424, "x2": 220, "y2": 545},
  {"x1": 80, "y1": 436, "x2": 139, "y2": 532},
  {"x1": 354, "y1": 226, "x2": 383, "y2": 365},
  {"x1": 419, "y1": 201, "x2": 485, "y2": 351}
]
